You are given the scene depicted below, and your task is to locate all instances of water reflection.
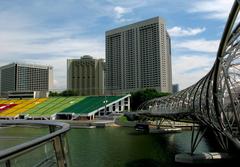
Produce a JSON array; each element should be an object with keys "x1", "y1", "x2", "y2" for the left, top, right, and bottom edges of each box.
[
  {"x1": 0, "y1": 126, "x2": 226, "y2": 167},
  {"x1": 68, "y1": 128, "x2": 217, "y2": 167}
]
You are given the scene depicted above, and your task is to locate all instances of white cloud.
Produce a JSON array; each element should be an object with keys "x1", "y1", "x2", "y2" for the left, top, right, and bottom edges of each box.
[
  {"x1": 172, "y1": 55, "x2": 215, "y2": 89},
  {"x1": 189, "y1": 0, "x2": 234, "y2": 20},
  {"x1": 113, "y1": 6, "x2": 131, "y2": 18},
  {"x1": 0, "y1": 11, "x2": 35, "y2": 30},
  {"x1": 168, "y1": 26, "x2": 206, "y2": 37},
  {"x1": 0, "y1": 17, "x2": 104, "y2": 90},
  {"x1": 113, "y1": 6, "x2": 132, "y2": 22},
  {"x1": 0, "y1": 24, "x2": 104, "y2": 57},
  {"x1": 0, "y1": 32, "x2": 105, "y2": 90},
  {"x1": 175, "y1": 39, "x2": 220, "y2": 53}
]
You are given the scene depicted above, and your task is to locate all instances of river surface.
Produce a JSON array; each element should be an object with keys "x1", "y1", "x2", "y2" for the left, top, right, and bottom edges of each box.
[
  {"x1": 68, "y1": 127, "x2": 215, "y2": 167},
  {"x1": 0, "y1": 126, "x2": 225, "y2": 167}
]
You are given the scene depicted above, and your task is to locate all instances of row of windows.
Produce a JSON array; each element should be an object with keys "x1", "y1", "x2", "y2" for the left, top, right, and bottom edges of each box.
[
  {"x1": 1, "y1": 66, "x2": 50, "y2": 92},
  {"x1": 106, "y1": 22, "x2": 170, "y2": 92}
]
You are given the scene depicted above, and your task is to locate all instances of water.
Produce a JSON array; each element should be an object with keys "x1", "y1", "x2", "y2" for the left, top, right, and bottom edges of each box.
[
  {"x1": 0, "y1": 126, "x2": 56, "y2": 167},
  {"x1": 0, "y1": 126, "x2": 48, "y2": 150},
  {"x1": 68, "y1": 127, "x2": 214, "y2": 167},
  {"x1": 0, "y1": 126, "x2": 219, "y2": 167}
]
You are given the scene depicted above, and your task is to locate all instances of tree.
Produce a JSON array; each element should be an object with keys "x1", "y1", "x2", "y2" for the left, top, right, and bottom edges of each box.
[
  {"x1": 59, "y1": 90, "x2": 78, "y2": 96},
  {"x1": 49, "y1": 91, "x2": 60, "y2": 97},
  {"x1": 130, "y1": 89, "x2": 170, "y2": 111}
]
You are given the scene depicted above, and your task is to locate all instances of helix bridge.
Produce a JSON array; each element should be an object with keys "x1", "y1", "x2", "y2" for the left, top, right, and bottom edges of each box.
[{"x1": 127, "y1": 0, "x2": 240, "y2": 154}]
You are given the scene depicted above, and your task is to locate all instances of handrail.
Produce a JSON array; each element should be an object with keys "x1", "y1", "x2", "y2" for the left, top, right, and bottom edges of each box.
[{"x1": 0, "y1": 120, "x2": 71, "y2": 166}]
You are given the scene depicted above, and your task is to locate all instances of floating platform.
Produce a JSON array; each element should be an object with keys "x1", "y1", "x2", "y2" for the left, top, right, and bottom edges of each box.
[
  {"x1": 175, "y1": 152, "x2": 231, "y2": 164},
  {"x1": 135, "y1": 123, "x2": 149, "y2": 132},
  {"x1": 70, "y1": 125, "x2": 96, "y2": 129},
  {"x1": 149, "y1": 127, "x2": 182, "y2": 134}
]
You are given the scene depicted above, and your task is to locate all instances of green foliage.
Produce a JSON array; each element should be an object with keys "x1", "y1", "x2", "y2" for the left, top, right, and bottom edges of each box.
[
  {"x1": 60, "y1": 90, "x2": 78, "y2": 96},
  {"x1": 130, "y1": 89, "x2": 170, "y2": 111},
  {"x1": 49, "y1": 91, "x2": 59, "y2": 97},
  {"x1": 118, "y1": 115, "x2": 128, "y2": 122},
  {"x1": 49, "y1": 90, "x2": 78, "y2": 97}
]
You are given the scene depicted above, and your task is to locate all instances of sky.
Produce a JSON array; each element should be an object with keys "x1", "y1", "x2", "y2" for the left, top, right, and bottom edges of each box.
[{"x1": 0, "y1": 0, "x2": 235, "y2": 91}]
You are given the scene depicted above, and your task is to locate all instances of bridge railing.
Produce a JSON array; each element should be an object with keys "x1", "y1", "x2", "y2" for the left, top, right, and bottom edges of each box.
[{"x1": 0, "y1": 120, "x2": 71, "y2": 167}]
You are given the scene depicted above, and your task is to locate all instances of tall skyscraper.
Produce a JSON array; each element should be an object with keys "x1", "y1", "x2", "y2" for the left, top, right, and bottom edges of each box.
[
  {"x1": 172, "y1": 84, "x2": 179, "y2": 94},
  {"x1": 67, "y1": 55, "x2": 105, "y2": 96},
  {"x1": 0, "y1": 63, "x2": 53, "y2": 97},
  {"x1": 105, "y1": 17, "x2": 172, "y2": 95}
]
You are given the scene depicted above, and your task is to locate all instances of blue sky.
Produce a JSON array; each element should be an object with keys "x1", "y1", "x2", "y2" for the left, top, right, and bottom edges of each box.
[{"x1": 0, "y1": 0, "x2": 234, "y2": 91}]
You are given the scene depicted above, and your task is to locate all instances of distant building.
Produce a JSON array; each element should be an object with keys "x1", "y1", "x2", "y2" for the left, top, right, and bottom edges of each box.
[
  {"x1": 172, "y1": 84, "x2": 179, "y2": 94},
  {"x1": 224, "y1": 85, "x2": 240, "y2": 105},
  {"x1": 105, "y1": 16, "x2": 172, "y2": 95},
  {"x1": 67, "y1": 55, "x2": 105, "y2": 96},
  {"x1": 0, "y1": 63, "x2": 53, "y2": 98}
]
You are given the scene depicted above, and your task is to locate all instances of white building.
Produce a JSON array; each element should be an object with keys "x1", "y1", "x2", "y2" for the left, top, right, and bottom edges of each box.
[
  {"x1": 0, "y1": 63, "x2": 53, "y2": 98},
  {"x1": 67, "y1": 55, "x2": 105, "y2": 96},
  {"x1": 105, "y1": 17, "x2": 172, "y2": 95}
]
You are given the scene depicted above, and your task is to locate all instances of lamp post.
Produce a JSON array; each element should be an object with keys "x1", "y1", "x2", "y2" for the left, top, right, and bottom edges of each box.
[{"x1": 103, "y1": 96, "x2": 108, "y2": 116}]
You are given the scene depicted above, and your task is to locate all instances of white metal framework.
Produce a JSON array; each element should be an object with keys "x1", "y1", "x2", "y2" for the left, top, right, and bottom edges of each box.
[{"x1": 138, "y1": 0, "x2": 240, "y2": 152}]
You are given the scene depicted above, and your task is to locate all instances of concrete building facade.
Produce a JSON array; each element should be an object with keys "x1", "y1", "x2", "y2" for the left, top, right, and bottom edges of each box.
[
  {"x1": 0, "y1": 63, "x2": 53, "y2": 97},
  {"x1": 67, "y1": 55, "x2": 105, "y2": 96},
  {"x1": 172, "y1": 84, "x2": 179, "y2": 94},
  {"x1": 105, "y1": 17, "x2": 172, "y2": 95}
]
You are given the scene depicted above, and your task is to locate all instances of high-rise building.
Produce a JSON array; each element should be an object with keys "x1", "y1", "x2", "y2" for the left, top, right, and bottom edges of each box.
[
  {"x1": 105, "y1": 16, "x2": 172, "y2": 95},
  {"x1": 172, "y1": 84, "x2": 179, "y2": 94},
  {"x1": 0, "y1": 63, "x2": 53, "y2": 97},
  {"x1": 67, "y1": 55, "x2": 105, "y2": 96}
]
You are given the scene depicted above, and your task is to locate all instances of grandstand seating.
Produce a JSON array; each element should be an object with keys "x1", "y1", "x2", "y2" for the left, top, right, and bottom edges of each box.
[
  {"x1": 0, "y1": 95, "x2": 128, "y2": 119},
  {"x1": 0, "y1": 98, "x2": 47, "y2": 117},
  {"x1": 61, "y1": 96, "x2": 123, "y2": 114},
  {"x1": 25, "y1": 97, "x2": 86, "y2": 117},
  {"x1": 0, "y1": 104, "x2": 17, "y2": 112},
  {"x1": 0, "y1": 99, "x2": 26, "y2": 115},
  {"x1": 0, "y1": 99, "x2": 18, "y2": 104},
  {"x1": 41, "y1": 97, "x2": 85, "y2": 116}
]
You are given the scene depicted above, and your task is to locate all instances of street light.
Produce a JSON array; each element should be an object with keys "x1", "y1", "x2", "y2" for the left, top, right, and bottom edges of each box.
[{"x1": 103, "y1": 97, "x2": 108, "y2": 116}]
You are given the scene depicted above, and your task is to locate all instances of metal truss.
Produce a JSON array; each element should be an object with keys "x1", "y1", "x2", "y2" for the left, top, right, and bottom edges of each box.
[{"x1": 138, "y1": 0, "x2": 240, "y2": 152}]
